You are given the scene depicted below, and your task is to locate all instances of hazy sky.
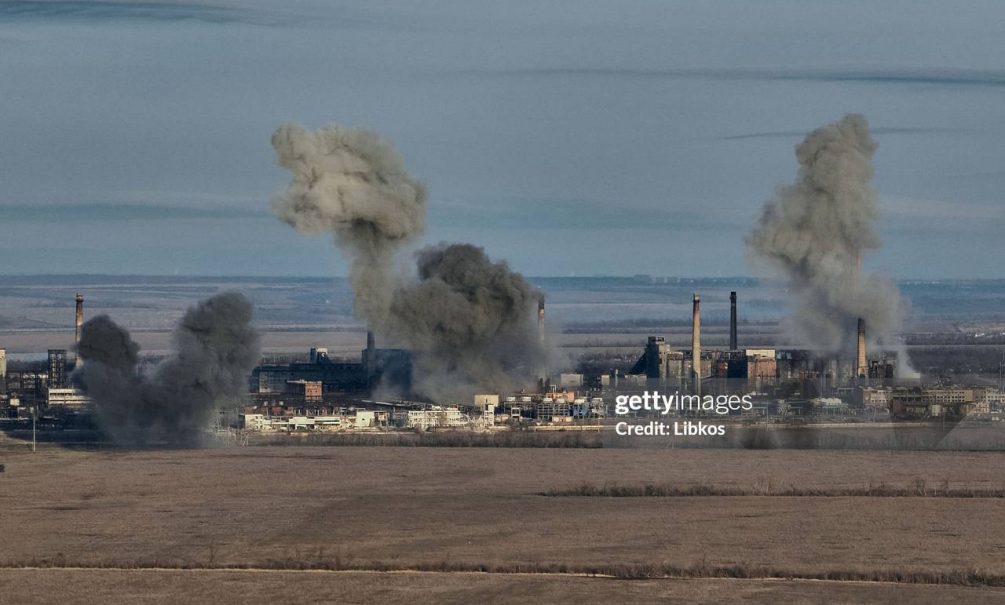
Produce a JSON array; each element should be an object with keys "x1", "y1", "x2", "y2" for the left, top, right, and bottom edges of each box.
[{"x1": 1, "y1": 0, "x2": 1003, "y2": 278}]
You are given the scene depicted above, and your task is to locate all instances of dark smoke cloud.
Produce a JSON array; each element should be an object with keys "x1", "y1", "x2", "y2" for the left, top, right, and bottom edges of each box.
[
  {"x1": 75, "y1": 292, "x2": 261, "y2": 446},
  {"x1": 271, "y1": 123, "x2": 546, "y2": 400},
  {"x1": 389, "y1": 243, "x2": 546, "y2": 398},
  {"x1": 746, "y1": 114, "x2": 907, "y2": 359}
]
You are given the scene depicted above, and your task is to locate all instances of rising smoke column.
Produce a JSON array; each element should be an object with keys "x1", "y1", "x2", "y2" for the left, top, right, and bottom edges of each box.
[
  {"x1": 271, "y1": 123, "x2": 427, "y2": 327},
  {"x1": 75, "y1": 292, "x2": 261, "y2": 446},
  {"x1": 747, "y1": 114, "x2": 905, "y2": 355},
  {"x1": 270, "y1": 123, "x2": 546, "y2": 400}
]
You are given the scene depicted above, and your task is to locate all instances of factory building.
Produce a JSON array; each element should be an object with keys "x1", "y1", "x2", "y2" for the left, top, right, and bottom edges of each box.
[
  {"x1": 46, "y1": 387, "x2": 92, "y2": 409},
  {"x1": 286, "y1": 380, "x2": 323, "y2": 403},
  {"x1": 890, "y1": 387, "x2": 980, "y2": 419},
  {"x1": 47, "y1": 349, "x2": 68, "y2": 388},
  {"x1": 250, "y1": 332, "x2": 411, "y2": 400}
]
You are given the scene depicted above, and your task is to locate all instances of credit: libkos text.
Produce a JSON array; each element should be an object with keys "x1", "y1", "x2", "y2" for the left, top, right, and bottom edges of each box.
[{"x1": 616, "y1": 421, "x2": 726, "y2": 437}]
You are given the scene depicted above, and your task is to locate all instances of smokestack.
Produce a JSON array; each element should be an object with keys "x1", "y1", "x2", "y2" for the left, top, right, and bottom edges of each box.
[
  {"x1": 537, "y1": 296, "x2": 545, "y2": 345},
  {"x1": 365, "y1": 330, "x2": 376, "y2": 383},
  {"x1": 729, "y1": 291, "x2": 738, "y2": 351},
  {"x1": 692, "y1": 293, "x2": 701, "y2": 397},
  {"x1": 74, "y1": 293, "x2": 84, "y2": 368},
  {"x1": 856, "y1": 318, "x2": 867, "y2": 380}
]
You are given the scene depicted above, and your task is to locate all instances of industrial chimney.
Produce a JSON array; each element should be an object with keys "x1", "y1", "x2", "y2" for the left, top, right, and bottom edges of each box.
[
  {"x1": 856, "y1": 318, "x2": 867, "y2": 381},
  {"x1": 537, "y1": 295, "x2": 547, "y2": 383},
  {"x1": 537, "y1": 295, "x2": 546, "y2": 345},
  {"x1": 364, "y1": 330, "x2": 377, "y2": 386},
  {"x1": 692, "y1": 293, "x2": 701, "y2": 397},
  {"x1": 729, "y1": 291, "x2": 738, "y2": 351},
  {"x1": 74, "y1": 293, "x2": 84, "y2": 368}
]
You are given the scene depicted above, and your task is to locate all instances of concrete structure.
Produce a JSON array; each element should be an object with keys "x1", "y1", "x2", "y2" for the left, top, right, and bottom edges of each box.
[
  {"x1": 309, "y1": 347, "x2": 329, "y2": 364},
  {"x1": 856, "y1": 318, "x2": 867, "y2": 380},
  {"x1": 559, "y1": 373, "x2": 584, "y2": 389},
  {"x1": 692, "y1": 293, "x2": 701, "y2": 397},
  {"x1": 891, "y1": 387, "x2": 977, "y2": 419},
  {"x1": 0, "y1": 348, "x2": 6, "y2": 381},
  {"x1": 473, "y1": 395, "x2": 497, "y2": 425},
  {"x1": 473, "y1": 394, "x2": 500, "y2": 407},
  {"x1": 46, "y1": 387, "x2": 92, "y2": 409},
  {"x1": 729, "y1": 291, "x2": 738, "y2": 351},
  {"x1": 979, "y1": 388, "x2": 1005, "y2": 413},
  {"x1": 858, "y1": 387, "x2": 891, "y2": 409},
  {"x1": 251, "y1": 341, "x2": 411, "y2": 398},
  {"x1": 74, "y1": 293, "x2": 84, "y2": 367},
  {"x1": 47, "y1": 349, "x2": 67, "y2": 388},
  {"x1": 407, "y1": 406, "x2": 466, "y2": 430},
  {"x1": 286, "y1": 380, "x2": 323, "y2": 403},
  {"x1": 537, "y1": 296, "x2": 546, "y2": 344},
  {"x1": 642, "y1": 336, "x2": 675, "y2": 382}
]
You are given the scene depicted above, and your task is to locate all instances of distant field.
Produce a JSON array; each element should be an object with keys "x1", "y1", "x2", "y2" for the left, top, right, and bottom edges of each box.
[
  {"x1": 2, "y1": 275, "x2": 1004, "y2": 359},
  {"x1": 3, "y1": 443, "x2": 1005, "y2": 602}
]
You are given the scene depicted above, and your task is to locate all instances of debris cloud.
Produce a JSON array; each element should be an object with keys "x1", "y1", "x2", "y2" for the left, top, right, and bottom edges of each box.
[
  {"x1": 747, "y1": 114, "x2": 906, "y2": 356},
  {"x1": 271, "y1": 123, "x2": 426, "y2": 327},
  {"x1": 75, "y1": 292, "x2": 261, "y2": 446},
  {"x1": 271, "y1": 123, "x2": 546, "y2": 400}
]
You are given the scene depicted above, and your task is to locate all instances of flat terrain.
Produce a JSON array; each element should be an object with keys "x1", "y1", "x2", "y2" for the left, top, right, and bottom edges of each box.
[
  {"x1": 3, "y1": 569, "x2": 1005, "y2": 605},
  {"x1": 2, "y1": 444, "x2": 1005, "y2": 602}
]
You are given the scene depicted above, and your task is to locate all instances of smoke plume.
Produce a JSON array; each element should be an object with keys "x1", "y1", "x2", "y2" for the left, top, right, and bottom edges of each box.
[
  {"x1": 271, "y1": 123, "x2": 546, "y2": 400},
  {"x1": 388, "y1": 243, "x2": 546, "y2": 398},
  {"x1": 747, "y1": 114, "x2": 906, "y2": 356},
  {"x1": 75, "y1": 292, "x2": 261, "y2": 446},
  {"x1": 271, "y1": 123, "x2": 426, "y2": 327}
]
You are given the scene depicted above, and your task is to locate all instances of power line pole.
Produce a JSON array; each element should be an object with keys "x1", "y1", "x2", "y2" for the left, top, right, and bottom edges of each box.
[{"x1": 31, "y1": 405, "x2": 36, "y2": 453}]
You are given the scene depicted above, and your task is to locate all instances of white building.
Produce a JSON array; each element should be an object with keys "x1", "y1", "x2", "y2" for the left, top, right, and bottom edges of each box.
[
  {"x1": 559, "y1": 373, "x2": 584, "y2": 389},
  {"x1": 46, "y1": 387, "x2": 92, "y2": 409},
  {"x1": 407, "y1": 406, "x2": 467, "y2": 430}
]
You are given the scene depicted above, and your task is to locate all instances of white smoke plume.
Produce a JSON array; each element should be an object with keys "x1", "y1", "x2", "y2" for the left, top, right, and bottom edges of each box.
[
  {"x1": 747, "y1": 114, "x2": 908, "y2": 359},
  {"x1": 75, "y1": 292, "x2": 261, "y2": 446},
  {"x1": 271, "y1": 122, "x2": 546, "y2": 401}
]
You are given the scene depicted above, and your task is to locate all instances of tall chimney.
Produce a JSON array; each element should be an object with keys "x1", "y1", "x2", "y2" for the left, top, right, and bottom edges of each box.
[
  {"x1": 365, "y1": 330, "x2": 376, "y2": 386},
  {"x1": 856, "y1": 318, "x2": 867, "y2": 381},
  {"x1": 74, "y1": 293, "x2": 84, "y2": 368},
  {"x1": 537, "y1": 295, "x2": 547, "y2": 383},
  {"x1": 692, "y1": 293, "x2": 701, "y2": 397},
  {"x1": 729, "y1": 291, "x2": 738, "y2": 351},
  {"x1": 537, "y1": 295, "x2": 546, "y2": 345}
]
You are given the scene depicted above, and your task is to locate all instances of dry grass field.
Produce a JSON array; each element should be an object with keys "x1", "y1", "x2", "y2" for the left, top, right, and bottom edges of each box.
[
  {"x1": 3, "y1": 569, "x2": 1005, "y2": 605},
  {"x1": 3, "y1": 442, "x2": 1005, "y2": 602}
]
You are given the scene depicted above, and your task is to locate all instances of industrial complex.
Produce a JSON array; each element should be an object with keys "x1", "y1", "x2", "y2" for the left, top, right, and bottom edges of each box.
[{"x1": 1, "y1": 291, "x2": 1003, "y2": 441}]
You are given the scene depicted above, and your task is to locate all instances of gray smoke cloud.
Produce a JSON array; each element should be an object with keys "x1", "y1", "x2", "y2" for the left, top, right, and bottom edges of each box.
[
  {"x1": 388, "y1": 243, "x2": 546, "y2": 398},
  {"x1": 271, "y1": 123, "x2": 427, "y2": 327},
  {"x1": 271, "y1": 123, "x2": 546, "y2": 400},
  {"x1": 747, "y1": 114, "x2": 907, "y2": 358},
  {"x1": 75, "y1": 292, "x2": 261, "y2": 446}
]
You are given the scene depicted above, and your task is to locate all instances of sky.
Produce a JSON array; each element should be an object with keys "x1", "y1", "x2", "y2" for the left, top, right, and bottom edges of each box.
[{"x1": 1, "y1": 0, "x2": 1003, "y2": 278}]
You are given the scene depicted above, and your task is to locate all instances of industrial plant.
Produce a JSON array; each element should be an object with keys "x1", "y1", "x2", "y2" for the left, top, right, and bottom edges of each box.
[{"x1": 1, "y1": 287, "x2": 1003, "y2": 443}]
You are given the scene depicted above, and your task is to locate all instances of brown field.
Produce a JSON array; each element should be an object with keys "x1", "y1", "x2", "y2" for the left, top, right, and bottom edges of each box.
[
  {"x1": 3, "y1": 442, "x2": 1005, "y2": 603},
  {"x1": 3, "y1": 570, "x2": 1005, "y2": 605}
]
